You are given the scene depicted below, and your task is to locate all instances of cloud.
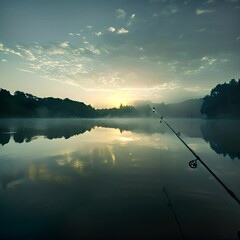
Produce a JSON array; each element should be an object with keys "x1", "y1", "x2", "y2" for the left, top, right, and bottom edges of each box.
[
  {"x1": 116, "y1": 8, "x2": 126, "y2": 18},
  {"x1": 23, "y1": 50, "x2": 36, "y2": 61},
  {"x1": 59, "y1": 41, "x2": 69, "y2": 48},
  {"x1": 153, "y1": 12, "x2": 159, "y2": 17},
  {"x1": 201, "y1": 56, "x2": 209, "y2": 61},
  {"x1": 16, "y1": 45, "x2": 36, "y2": 61},
  {"x1": 153, "y1": 4, "x2": 179, "y2": 17},
  {"x1": 130, "y1": 13, "x2": 136, "y2": 19},
  {"x1": 82, "y1": 71, "x2": 132, "y2": 90},
  {"x1": 184, "y1": 86, "x2": 210, "y2": 92},
  {"x1": 196, "y1": 28, "x2": 206, "y2": 32},
  {"x1": 195, "y1": 8, "x2": 216, "y2": 15},
  {"x1": 208, "y1": 59, "x2": 217, "y2": 65},
  {"x1": 0, "y1": 41, "x2": 104, "y2": 87},
  {"x1": 85, "y1": 43, "x2": 101, "y2": 55},
  {"x1": 117, "y1": 28, "x2": 129, "y2": 34},
  {"x1": 107, "y1": 27, "x2": 116, "y2": 32},
  {"x1": 201, "y1": 56, "x2": 217, "y2": 65},
  {"x1": 16, "y1": 68, "x2": 35, "y2": 73},
  {"x1": 68, "y1": 32, "x2": 81, "y2": 37},
  {"x1": 85, "y1": 83, "x2": 179, "y2": 99},
  {"x1": 0, "y1": 42, "x2": 22, "y2": 57},
  {"x1": 47, "y1": 48, "x2": 65, "y2": 55},
  {"x1": 94, "y1": 32, "x2": 103, "y2": 37},
  {"x1": 127, "y1": 13, "x2": 136, "y2": 26}
]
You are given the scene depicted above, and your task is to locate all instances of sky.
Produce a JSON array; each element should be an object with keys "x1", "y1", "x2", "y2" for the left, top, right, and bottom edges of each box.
[{"x1": 0, "y1": 0, "x2": 239, "y2": 108}]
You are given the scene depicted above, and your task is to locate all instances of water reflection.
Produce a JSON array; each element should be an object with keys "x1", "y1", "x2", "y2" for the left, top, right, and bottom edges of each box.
[
  {"x1": 0, "y1": 118, "x2": 167, "y2": 145},
  {"x1": 55, "y1": 145, "x2": 117, "y2": 175},
  {"x1": 1, "y1": 118, "x2": 240, "y2": 160},
  {"x1": 28, "y1": 163, "x2": 71, "y2": 184},
  {"x1": 1, "y1": 170, "x2": 25, "y2": 189},
  {"x1": 0, "y1": 119, "x2": 240, "y2": 240},
  {"x1": 0, "y1": 130, "x2": 11, "y2": 145},
  {"x1": 0, "y1": 128, "x2": 125, "y2": 189},
  {"x1": 201, "y1": 120, "x2": 240, "y2": 159},
  {"x1": 0, "y1": 119, "x2": 94, "y2": 145}
]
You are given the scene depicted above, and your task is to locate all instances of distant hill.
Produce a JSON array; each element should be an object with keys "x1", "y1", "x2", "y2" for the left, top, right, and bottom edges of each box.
[
  {"x1": 0, "y1": 89, "x2": 97, "y2": 118},
  {"x1": 134, "y1": 99, "x2": 203, "y2": 118},
  {"x1": 157, "y1": 99, "x2": 203, "y2": 118}
]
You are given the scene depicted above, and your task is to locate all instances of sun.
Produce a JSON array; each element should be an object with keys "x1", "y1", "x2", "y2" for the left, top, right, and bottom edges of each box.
[{"x1": 107, "y1": 94, "x2": 130, "y2": 108}]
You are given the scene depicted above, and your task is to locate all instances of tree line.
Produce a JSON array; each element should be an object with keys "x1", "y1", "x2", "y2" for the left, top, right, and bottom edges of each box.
[
  {"x1": 0, "y1": 88, "x2": 203, "y2": 118},
  {"x1": 1, "y1": 79, "x2": 239, "y2": 118},
  {"x1": 0, "y1": 89, "x2": 97, "y2": 118},
  {"x1": 0, "y1": 89, "x2": 146, "y2": 118}
]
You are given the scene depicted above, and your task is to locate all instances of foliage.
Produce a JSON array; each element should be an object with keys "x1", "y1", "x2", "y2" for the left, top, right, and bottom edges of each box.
[
  {"x1": 0, "y1": 88, "x2": 203, "y2": 118},
  {"x1": 0, "y1": 89, "x2": 97, "y2": 118},
  {"x1": 97, "y1": 105, "x2": 139, "y2": 118},
  {"x1": 0, "y1": 89, "x2": 143, "y2": 118},
  {"x1": 201, "y1": 79, "x2": 240, "y2": 118}
]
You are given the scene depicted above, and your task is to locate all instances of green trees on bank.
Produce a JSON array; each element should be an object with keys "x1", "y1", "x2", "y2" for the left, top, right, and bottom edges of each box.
[
  {"x1": 0, "y1": 89, "x2": 141, "y2": 118},
  {"x1": 201, "y1": 79, "x2": 240, "y2": 118},
  {"x1": 0, "y1": 89, "x2": 97, "y2": 118},
  {"x1": 1, "y1": 78, "x2": 239, "y2": 118}
]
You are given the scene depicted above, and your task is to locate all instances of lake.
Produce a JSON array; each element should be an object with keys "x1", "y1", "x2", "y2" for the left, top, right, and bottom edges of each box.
[{"x1": 0, "y1": 118, "x2": 240, "y2": 240}]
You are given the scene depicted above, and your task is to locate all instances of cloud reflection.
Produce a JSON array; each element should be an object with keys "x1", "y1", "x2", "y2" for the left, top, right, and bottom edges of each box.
[{"x1": 55, "y1": 145, "x2": 117, "y2": 176}]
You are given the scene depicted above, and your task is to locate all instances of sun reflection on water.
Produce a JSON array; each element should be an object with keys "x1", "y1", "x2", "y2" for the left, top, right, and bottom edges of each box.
[{"x1": 28, "y1": 163, "x2": 71, "y2": 184}]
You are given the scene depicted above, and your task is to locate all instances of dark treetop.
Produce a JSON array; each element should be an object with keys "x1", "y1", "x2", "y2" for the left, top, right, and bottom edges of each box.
[{"x1": 201, "y1": 79, "x2": 240, "y2": 119}]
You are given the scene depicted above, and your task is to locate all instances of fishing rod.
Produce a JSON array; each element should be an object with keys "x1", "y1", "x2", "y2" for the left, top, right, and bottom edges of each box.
[{"x1": 150, "y1": 106, "x2": 240, "y2": 205}]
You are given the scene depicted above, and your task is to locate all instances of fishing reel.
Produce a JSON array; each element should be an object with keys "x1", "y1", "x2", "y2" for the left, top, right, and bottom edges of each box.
[{"x1": 189, "y1": 159, "x2": 198, "y2": 169}]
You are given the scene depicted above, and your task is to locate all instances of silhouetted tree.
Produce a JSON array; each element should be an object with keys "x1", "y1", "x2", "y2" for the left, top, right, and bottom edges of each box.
[
  {"x1": 97, "y1": 105, "x2": 139, "y2": 118},
  {"x1": 201, "y1": 79, "x2": 240, "y2": 118},
  {"x1": 0, "y1": 88, "x2": 98, "y2": 118},
  {"x1": 0, "y1": 87, "x2": 205, "y2": 119}
]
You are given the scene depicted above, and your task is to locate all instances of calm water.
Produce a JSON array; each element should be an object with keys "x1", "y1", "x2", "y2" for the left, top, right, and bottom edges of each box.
[{"x1": 0, "y1": 118, "x2": 240, "y2": 240}]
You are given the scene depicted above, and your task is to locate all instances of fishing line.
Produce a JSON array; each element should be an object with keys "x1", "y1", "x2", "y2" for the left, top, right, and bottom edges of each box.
[
  {"x1": 163, "y1": 187, "x2": 186, "y2": 240},
  {"x1": 150, "y1": 106, "x2": 240, "y2": 205}
]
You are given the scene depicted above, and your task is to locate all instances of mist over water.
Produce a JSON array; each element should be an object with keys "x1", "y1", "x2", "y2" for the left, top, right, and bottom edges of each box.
[{"x1": 0, "y1": 119, "x2": 240, "y2": 239}]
